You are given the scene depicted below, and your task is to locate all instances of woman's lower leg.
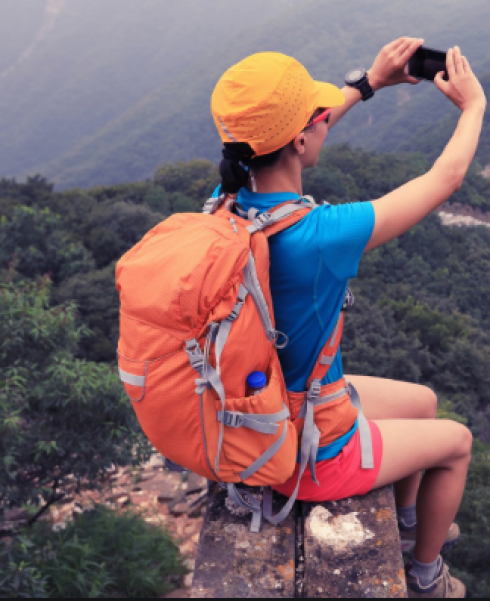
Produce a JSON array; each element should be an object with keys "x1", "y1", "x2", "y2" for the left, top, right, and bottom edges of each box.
[
  {"x1": 373, "y1": 420, "x2": 472, "y2": 563},
  {"x1": 414, "y1": 458, "x2": 470, "y2": 563},
  {"x1": 395, "y1": 471, "x2": 421, "y2": 509}
]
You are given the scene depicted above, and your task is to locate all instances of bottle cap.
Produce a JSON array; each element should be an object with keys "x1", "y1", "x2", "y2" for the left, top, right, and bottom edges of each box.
[{"x1": 247, "y1": 371, "x2": 267, "y2": 390}]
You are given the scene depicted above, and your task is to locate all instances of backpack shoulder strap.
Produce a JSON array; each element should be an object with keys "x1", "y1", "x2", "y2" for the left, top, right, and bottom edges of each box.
[
  {"x1": 306, "y1": 312, "x2": 345, "y2": 388},
  {"x1": 245, "y1": 198, "x2": 317, "y2": 237}
]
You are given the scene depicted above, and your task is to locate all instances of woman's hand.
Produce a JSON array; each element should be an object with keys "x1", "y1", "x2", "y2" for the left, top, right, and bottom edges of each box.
[
  {"x1": 434, "y1": 47, "x2": 487, "y2": 113},
  {"x1": 368, "y1": 37, "x2": 424, "y2": 91}
]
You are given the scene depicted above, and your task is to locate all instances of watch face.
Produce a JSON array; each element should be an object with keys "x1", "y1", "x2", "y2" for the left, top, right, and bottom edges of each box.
[{"x1": 348, "y1": 68, "x2": 365, "y2": 83}]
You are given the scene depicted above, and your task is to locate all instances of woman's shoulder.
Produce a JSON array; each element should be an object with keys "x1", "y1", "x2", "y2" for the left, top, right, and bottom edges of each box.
[{"x1": 298, "y1": 200, "x2": 374, "y2": 230}]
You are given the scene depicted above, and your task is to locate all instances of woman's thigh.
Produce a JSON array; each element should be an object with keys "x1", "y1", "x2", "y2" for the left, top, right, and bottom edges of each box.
[
  {"x1": 372, "y1": 419, "x2": 473, "y2": 489},
  {"x1": 345, "y1": 374, "x2": 437, "y2": 421}
]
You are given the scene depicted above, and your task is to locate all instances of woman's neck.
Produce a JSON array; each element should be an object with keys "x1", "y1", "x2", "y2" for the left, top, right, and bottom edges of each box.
[{"x1": 250, "y1": 161, "x2": 303, "y2": 196}]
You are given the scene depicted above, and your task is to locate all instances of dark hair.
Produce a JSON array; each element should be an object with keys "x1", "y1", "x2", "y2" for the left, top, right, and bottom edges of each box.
[{"x1": 219, "y1": 142, "x2": 286, "y2": 195}]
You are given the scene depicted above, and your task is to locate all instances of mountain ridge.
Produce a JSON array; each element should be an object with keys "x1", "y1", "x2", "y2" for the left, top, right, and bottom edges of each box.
[{"x1": 2, "y1": 0, "x2": 490, "y2": 189}]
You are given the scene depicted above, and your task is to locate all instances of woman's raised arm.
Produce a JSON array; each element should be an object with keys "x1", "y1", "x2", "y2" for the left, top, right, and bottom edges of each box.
[{"x1": 367, "y1": 46, "x2": 486, "y2": 251}]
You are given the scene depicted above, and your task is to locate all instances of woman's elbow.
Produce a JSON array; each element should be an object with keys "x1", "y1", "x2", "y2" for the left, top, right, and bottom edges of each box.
[
  {"x1": 450, "y1": 171, "x2": 466, "y2": 193},
  {"x1": 431, "y1": 164, "x2": 465, "y2": 197}
]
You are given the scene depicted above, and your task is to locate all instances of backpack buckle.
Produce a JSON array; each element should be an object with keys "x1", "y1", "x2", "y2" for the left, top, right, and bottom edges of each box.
[
  {"x1": 307, "y1": 380, "x2": 322, "y2": 402},
  {"x1": 222, "y1": 411, "x2": 245, "y2": 429},
  {"x1": 228, "y1": 299, "x2": 245, "y2": 322},
  {"x1": 252, "y1": 212, "x2": 273, "y2": 231},
  {"x1": 342, "y1": 287, "x2": 355, "y2": 312},
  {"x1": 185, "y1": 339, "x2": 205, "y2": 374}
]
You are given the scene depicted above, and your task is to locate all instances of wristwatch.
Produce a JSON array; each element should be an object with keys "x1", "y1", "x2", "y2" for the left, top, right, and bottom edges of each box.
[{"x1": 345, "y1": 68, "x2": 374, "y2": 102}]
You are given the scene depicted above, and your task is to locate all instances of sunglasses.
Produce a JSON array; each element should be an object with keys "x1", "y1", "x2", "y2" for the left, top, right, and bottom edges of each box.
[{"x1": 304, "y1": 108, "x2": 331, "y2": 130}]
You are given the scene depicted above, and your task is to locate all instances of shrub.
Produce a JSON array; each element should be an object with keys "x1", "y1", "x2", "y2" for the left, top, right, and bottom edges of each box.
[{"x1": 0, "y1": 505, "x2": 185, "y2": 598}]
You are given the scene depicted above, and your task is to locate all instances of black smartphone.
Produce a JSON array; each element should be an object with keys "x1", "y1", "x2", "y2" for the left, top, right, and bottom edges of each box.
[{"x1": 408, "y1": 46, "x2": 448, "y2": 81}]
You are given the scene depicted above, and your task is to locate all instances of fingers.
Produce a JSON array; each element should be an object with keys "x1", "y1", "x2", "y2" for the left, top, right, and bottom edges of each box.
[
  {"x1": 386, "y1": 36, "x2": 421, "y2": 55},
  {"x1": 399, "y1": 38, "x2": 424, "y2": 64},
  {"x1": 407, "y1": 75, "x2": 421, "y2": 86},
  {"x1": 446, "y1": 47, "x2": 456, "y2": 79},
  {"x1": 434, "y1": 71, "x2": 449, "y2": 93},
  {"x1": 447, "y1": 46, "x2": 470, "y2": 79},
  {"x1": 453, "y1": 46, "x2": 463, "y2": 75},
  {"x1": 389, "y1": 38, "x2": 408, "y2": 52}
]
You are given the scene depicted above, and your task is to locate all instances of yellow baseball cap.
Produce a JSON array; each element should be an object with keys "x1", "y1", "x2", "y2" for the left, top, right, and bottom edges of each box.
[{"x1": 211, "y1": 52, "x2": 345, "y2": 157}]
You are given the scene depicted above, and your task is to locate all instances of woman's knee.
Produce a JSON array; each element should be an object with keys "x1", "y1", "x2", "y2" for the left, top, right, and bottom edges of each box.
[
  {"x1": 459, "y1": 424, "x2": 473, "y2": 462},
  {"x1": 419, "y1": 386, "x2": 438, "y2": 419},
  {"x1": 443, "y1": 421, "x2": 473, "y2": 462}
]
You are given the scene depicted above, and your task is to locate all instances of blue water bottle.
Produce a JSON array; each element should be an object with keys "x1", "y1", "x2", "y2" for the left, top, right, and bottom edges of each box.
[{"x1": 246, "y1": 371, "x2": 267, "y2": 396}]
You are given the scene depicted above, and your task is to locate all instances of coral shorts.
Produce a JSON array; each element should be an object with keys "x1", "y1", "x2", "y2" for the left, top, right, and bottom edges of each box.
[{"x1": 273, "y1": 421, "x2": 383, "y2": 502}]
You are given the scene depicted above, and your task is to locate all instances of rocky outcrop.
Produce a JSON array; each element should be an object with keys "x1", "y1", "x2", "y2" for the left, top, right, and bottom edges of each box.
[
  {"x1": 302, "y1": 488, "x2": 407, "y2": 598},
  {"x1": 439, "y1": 210, "x2": 490, "y2": 229},
  {"x1": 192, "y1": 485, "x2": 296, "y2": 599},
  {"x1": 192, "y1": 485, "x2": 407, "y2": 599}
]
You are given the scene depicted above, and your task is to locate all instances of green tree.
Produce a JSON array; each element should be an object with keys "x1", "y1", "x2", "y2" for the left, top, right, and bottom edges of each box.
[
  {"x1": 0, "y1": 279, "x2": 151, "y2": 524},
  {"x1": 0, "y1": 206, "x2": 94, "y2": 283}
]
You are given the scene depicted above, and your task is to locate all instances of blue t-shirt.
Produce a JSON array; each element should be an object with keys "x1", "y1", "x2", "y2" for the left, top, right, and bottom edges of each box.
[{"x1": 213, "y1": 186, "x2": 375, "y2": 392}]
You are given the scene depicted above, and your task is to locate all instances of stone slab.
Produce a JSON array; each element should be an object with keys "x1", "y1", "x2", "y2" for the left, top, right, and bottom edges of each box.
[
  {"x1": 191, "y1": 485, "x2": 296, "y2": 598},
  {"x1": 302, "y1": 486, "x2": 408, "y2": 599}
]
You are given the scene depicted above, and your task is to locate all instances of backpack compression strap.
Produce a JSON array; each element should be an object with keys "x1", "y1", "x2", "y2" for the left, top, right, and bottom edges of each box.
[{"x1": 302, "y1": 309, "x2": 374, "y2": 483}]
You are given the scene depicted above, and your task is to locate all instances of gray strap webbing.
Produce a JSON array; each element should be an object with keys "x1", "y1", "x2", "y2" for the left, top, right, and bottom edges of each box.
[
  {"x1": 225, "y1": 404, "x2": 290, "y2": 532},
  {"x1": 118, "y1": 368, "x2": 145, "y2": 388},
  {"x1": 227, "y1": 484, "x2": 263, "y2": 533},
  {"x1": 347, "y1": 382, "x2": 375, "y2": 470},
  {"x1": 329, "y1": 316, "x2": 341, "y2": 348},
  {"x1": 246, "y1": 202, "x2": 306, "y2": 234},
  {"x1": 262, "y1": 422, "x2": 311, "y2": 526},
  {"x1": 263, "y1": 486, "x2": 274, "y2": 521},
  {"x1": 302, "y1": 195, "x2": 318, "y2": 208},
  {"x1": 262, "y1": 380, "x2": 322, "y2": 527},
  {"x1": 240, "y1": 412, "x2": 289, "y2": 482},
  {"x1": 217, "y1": 406, "x2": 290, "y2": 436},
  {"x1": 248, "y1": 207, "x2": 259, "y2": 221},
  {"x1": 185, "y1": 339, "x2": 227, "y2": 474},
  {"x1": 118, "y1": 363, "x2": 148, "y2": 403},
  {"x1": 214, "y1": 284, "x2": 248, "y2": 378},
  {"x1": 302, "y1": 393, "x2": 321, "y2": 486},
  {"x1": 203, "y1": 194, "x2": 226, "y2": 215},
  {"x1": 297, "y1": 386, "x2": 350, "y2": 419},
  {"x1": 243, "y1": 252, "x2": 276, "y2": 341},
  {"x1": 233, "y1": 203, "x2": 248, "y2": 219}
]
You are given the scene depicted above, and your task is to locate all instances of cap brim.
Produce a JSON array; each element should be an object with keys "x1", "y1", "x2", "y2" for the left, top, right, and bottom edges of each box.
[{"x1": 310, "y1": 81, "x2": 346, "y2": 111}]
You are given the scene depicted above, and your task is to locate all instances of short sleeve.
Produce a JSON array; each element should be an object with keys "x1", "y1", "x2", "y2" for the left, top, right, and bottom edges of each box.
[{"x1": 315, "y1": 201, "x2": 375, "y2": 281}]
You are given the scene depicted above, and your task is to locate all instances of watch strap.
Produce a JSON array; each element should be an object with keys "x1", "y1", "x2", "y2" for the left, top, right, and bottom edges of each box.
[
  {"x1": 345, "y1": 69, "x2": 374, "y2": 102},
  {"x1": 357, "y1": 78, "x2": 374, "y2": 102}
]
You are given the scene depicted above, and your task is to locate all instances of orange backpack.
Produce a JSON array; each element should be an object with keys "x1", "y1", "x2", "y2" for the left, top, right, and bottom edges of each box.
[{"x1": 116, "y1": 194, "x2": 373, "y2": 531}]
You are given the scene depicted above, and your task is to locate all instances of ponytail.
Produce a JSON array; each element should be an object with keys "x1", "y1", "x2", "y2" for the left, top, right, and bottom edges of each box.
[
  {"x1": 219, "y1": 142, "x2": 287, "y2": 194},
  {"x1": 219, "y1": 143, "x2": 254, "y2": 195}
]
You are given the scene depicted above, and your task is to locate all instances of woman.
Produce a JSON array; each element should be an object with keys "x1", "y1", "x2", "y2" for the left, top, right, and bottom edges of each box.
[{"x1": 210, "y1": 38, "x2": 486, "y2": 598}]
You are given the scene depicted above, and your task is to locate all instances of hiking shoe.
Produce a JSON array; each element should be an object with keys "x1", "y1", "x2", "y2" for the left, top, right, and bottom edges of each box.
[
  {"x1": 406, "y1": 558, "x2": 466, "y2": 598},
  {"x1": 400, "y1": 522, "x2": 460, "y2": 555}
]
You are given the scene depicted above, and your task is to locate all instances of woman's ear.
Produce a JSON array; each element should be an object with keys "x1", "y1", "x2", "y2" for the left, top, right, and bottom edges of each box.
[{"x1": 292, "y1": 133, "x2": 306, "y2": 155}]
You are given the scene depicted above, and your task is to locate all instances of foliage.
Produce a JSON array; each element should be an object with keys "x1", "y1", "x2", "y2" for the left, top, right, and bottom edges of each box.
[
  {"x1": 0, "y1": 279, "x2": 151, "y2": 517},
  {"x1": 0, "y1": 205, "x2": 94, "y2": 283},
  {"x1": 0, "y1": 537, "x2": 48, "y2": 598},
  {"x1": 0, "y1": 505, "x2": 185, "y2": 598}
]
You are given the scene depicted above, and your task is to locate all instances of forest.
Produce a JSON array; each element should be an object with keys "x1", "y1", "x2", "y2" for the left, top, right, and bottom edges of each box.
[{"x1": 1, "y1": 146, "x2": 490, "y2": 595}]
